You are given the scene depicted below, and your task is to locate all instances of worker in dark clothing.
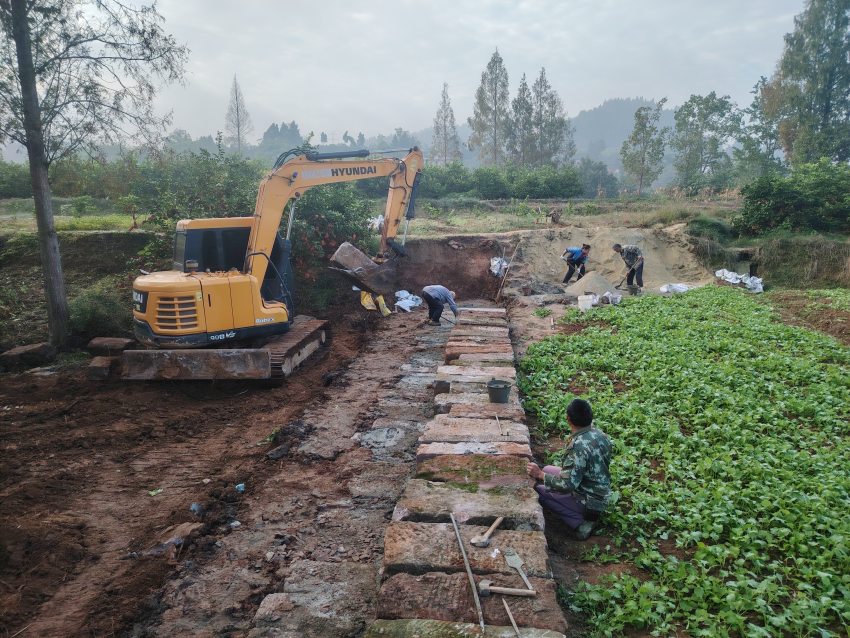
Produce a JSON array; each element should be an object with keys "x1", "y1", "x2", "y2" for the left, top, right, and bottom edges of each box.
[
  {"x1": 562, "y1": 244, "x2": 591, "y2": 284},
  {"x1": 420, "y1": 285, "x2": 458, "y2": 326},
  {"x1": 613, "y1": 243, "x2": 644, "y2": 291},
  {"x1": 527, "y1": 398, "x2": 612, "y2": 540}
]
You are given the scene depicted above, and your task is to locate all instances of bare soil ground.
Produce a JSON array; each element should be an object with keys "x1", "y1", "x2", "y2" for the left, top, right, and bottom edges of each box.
[
  {"x1": 767, "y1": 291, "x2": 850, "y2": 345},
  {"x1": 0, "y1": 309, "x2": 418, "y2": 637}
]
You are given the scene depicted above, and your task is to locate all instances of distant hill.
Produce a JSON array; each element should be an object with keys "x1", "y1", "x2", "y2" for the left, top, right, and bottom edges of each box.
[{"x1": 571, "y1": 97, "x2": 675, "y2": 175}]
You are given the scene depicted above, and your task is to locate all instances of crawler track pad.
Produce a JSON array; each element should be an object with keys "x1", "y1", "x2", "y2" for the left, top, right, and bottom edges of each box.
[{"x1": 121, "y1": 318, "x2": 328, "y2": 380}]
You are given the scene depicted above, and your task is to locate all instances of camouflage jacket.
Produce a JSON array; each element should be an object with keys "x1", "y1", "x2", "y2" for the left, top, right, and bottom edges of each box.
[
  {"x1": 544, "y1": 426, "x2": 612, "y2": 511},
  {"x1": 621, "y1": 245, "x2": 643, "y2": 268}
]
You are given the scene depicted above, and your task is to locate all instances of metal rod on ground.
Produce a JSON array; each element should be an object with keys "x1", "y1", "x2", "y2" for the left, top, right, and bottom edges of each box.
[
  {"x1": 450, "y1": 512, "x2": 485, "y2": 632},
  {"x1": 495, "y1": 240, "x2": 521, "y2": 303},
  {"x1": 502, "y1": 597, "x2": 521, "y2": 637}
]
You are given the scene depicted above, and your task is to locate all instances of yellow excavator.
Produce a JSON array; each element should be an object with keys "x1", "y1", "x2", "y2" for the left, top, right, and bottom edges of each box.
[{"x1": 124, "y1": 146, "x2": 423, "y2": 380}]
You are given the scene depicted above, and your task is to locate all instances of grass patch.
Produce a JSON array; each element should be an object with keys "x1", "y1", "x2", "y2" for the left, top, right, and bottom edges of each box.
[{"x1": 521, "y1": 286, "x2": 850, "y2": 637}]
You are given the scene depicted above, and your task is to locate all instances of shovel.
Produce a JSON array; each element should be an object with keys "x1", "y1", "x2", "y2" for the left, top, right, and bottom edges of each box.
[{"x1": 504, "y1": 548, "x2": 534, "y2": 591}]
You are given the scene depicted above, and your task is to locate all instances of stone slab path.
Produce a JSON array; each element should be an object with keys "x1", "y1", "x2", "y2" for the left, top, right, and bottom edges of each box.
[{"x1": 365, "y1": 306, "x2": 568, "y2": 637}]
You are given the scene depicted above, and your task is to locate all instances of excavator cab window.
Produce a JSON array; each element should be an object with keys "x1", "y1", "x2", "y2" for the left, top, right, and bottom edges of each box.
[{"x1": 176, "y1": 227, "x2": 251, "y2": 272}]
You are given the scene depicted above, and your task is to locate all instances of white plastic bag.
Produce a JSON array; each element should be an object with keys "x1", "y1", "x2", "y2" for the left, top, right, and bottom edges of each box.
[
  {"x1": 490, "y1": 257, "x2": 509, "y2": 277},
  {"x1": 395, "y1": 294, "x2": 422, "y2": 312},
  {"x1": 660, "y1": 283, "x2": 690, "y2": 294}
]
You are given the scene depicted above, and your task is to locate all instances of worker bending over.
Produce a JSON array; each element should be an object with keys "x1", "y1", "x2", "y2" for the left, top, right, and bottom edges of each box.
[
  {"x1": 420, "y1": 285, "x2": 458, "y2": 326},
  {"x1": 527, "y1": 398, "x2": 612, "y2": 540},
  {"x1": 613, "y1": 243, "x2": 644, "y2": 292},
  {"x1": 562, "y1": 244, "x2": 591, "y2": 285}
]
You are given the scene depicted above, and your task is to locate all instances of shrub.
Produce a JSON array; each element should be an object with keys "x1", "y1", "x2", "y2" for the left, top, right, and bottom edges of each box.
[
  {"x1": 69, "y1": 279, "x2": 133, "y2": 339},
  {"x1": 472, "y1": 167, "x2": 511, "y2": 199},
  {"x1": 734, "y1": 158, "x2": 850, "y2": 235}
]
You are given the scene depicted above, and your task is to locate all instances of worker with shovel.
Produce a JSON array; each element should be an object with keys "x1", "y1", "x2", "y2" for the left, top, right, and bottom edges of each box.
[
  {"x1": 527, "y1": 398, "x2": 612, "y2": 540},
  {"x1": 561, "y1": 243, "x2": 591, "y2": 284},
  {"x1": 613, "y1": 243, "x2": 644, "y2": 294},
  {"x1": 420, "y1": 285, "x2": 458, "y2": 326}
]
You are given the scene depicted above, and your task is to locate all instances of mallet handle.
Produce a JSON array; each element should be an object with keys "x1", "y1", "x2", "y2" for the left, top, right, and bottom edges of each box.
[
  {"x1": 483, "y1": 516, "x2": 504, "y2": 540},
  {"x1": 488, "y1": 585, "x2": 537, "y2": 597}
]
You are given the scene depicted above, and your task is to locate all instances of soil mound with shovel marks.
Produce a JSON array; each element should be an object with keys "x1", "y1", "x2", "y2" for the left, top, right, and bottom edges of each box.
[{"x1": 564, "y1": 272, "x2": 617, "y2": 296}]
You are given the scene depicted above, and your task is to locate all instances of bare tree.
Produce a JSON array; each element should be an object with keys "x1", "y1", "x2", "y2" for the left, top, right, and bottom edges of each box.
[
  {"x1": 0, "y1": 0, "x2": 187, "y2": 347},
  {"x1": 225, "y1": 76, "x2": 253, "y2": 153}
]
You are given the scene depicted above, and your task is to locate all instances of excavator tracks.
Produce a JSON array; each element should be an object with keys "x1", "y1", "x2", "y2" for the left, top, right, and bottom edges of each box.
[
  {"x1": 267, "y1": 318, "x2": 329, "y2": 379},
  {"x1": 121, "y1": 317, "x2": 328, "y2": 381}
]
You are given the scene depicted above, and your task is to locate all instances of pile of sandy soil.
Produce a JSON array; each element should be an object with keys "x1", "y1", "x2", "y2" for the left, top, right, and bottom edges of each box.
[
  {"x1": 510, "y1": 224, "x2": 714, "y2": 292},
  {"x1": 564, "y1": 272, "x2": 617, "y2": 296}
]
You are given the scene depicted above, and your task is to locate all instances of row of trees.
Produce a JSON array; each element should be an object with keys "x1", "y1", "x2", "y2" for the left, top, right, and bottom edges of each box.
[{"x1": 619, "y1": 0, "x2": 850, "y2": 194}]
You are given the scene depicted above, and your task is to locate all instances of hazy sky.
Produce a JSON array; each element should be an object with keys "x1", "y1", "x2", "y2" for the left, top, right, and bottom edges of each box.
[{"x1": 154, "y1": 0, "x2": 802, "y2": 142}]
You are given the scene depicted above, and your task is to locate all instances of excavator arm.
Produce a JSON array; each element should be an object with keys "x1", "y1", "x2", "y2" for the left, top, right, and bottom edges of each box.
[{"x1": 244, "y1": 147, "x2": 423, "y2": 286}]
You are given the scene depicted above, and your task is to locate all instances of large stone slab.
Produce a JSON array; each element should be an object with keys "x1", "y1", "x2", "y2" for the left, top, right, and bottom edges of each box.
[
  {"x1": 416, "y1": 441, "x2": 533, "y2": 462},
  {"x1": 457, "y1": 307, "x2": 507, "y2": 316},
  {"x1": 392, "y1": 480, "x2": 544, "y2": 530},
  {"x1": 448, "y1": 403, "x2": 526, "y2": 421},
  {"x1": 348, "y1": 463, "x2": 411, "y2": 500},
  {"x1": 420, "y1": 415, "x2": 528, "y2": 444},
  {"x1": 435, "y1": 393, "x2": 521, "y2": 415},
  {"x1": 252, "y1": 560, "x2": 378, "y2": 636},
  {"x1": 437, "y1": 365, "x2": 516, "y2": 379},
  {"x1": 416, "y1": 455, "x2": 532, "y2": 487},
  {"x1": 365, "y1": 619, "x2": 566, "y2": 638},
  {"x1": 445, "y1": 343, "x2": 514, "y2": 362},
  {"x1": 86, "y1": 336, "x2": 135, "y2": 356},
  {"x1": 457, "y1": 316, "x2": 508, "y2": 327},
  {"x1": 383, "y1": 522, "x2": 551, "y2": 578},
  {"x1": 453, "y1": 352, "x2": 515, "y2": 363},
  {"x1": 450, "y1": 327, "x2": 510, "y2": 338},
  {"x1": 377, "y1": 572, "x2": 567, "y2": 633},
  {"x1": 0, "y1": 342, "x2": 57, "y2": 371},
  {"x1": 448, "y1": 359, "x2": 514, "y2": 368}
]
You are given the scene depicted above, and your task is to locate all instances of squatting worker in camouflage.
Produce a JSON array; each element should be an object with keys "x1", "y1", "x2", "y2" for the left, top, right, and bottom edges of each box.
[
  {"x1": 612, "y1": 243, "x2": 644, "y2": 290},
  {"x1": 526, "y1": 398, "x2": 612, "y2": 540}
]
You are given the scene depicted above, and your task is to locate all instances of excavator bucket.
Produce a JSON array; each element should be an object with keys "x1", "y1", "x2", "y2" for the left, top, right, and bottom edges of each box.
[{"x1": 330, "y1": 242, "x2": 398, "y2": 297}]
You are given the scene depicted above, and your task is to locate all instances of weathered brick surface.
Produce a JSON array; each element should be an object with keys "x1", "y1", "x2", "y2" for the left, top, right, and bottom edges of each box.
[
  {"x1": 392, "y1": 480, "x2": 544, "y2": 530},
  {"x1": 420, "y1": 415, "x2": 528, "y2": 443},
  {"x1": 416, "y1": 441, "x2": 533, "y2": 461},
  {"x1": 377, "y1": 572, "x2": 566, "y2": 633},
  {"x1": 365, "y1": 619, "x2": 566, "y2": 638},
  {"x1": 383, "y1": 522, "x2": 550, "y2": 578},
  {"x1": 416, "y1": 455, "x2": 531, "y2": 487},
  {"x1": 0, "y1": 342, "x2": 57, "y2": 371},
  {"x1": 434, "y1": 374, "x2": 516, "y2": 396},
  {"x1": 449, "y1": 327, "x2": 510, "y2": 338}
]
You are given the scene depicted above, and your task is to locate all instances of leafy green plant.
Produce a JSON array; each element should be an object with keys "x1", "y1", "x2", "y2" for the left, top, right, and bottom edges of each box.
[
  {"x1": 520, "y1": 287, "x2": 850, "y2": 637},
  {"x1": 533, "y1": 307, "x2": 552, "y2": 318},
  {"x1": 69, "y1": 277, "x2": 133, "y2": 339}
]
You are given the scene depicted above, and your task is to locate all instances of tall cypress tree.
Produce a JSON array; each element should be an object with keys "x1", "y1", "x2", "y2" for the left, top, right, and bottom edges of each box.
[
  {"x1": 508, "y1": 74, "x2": 534, "y2": 166},
  {"x1": 468, "y1": 50, "x2": 510, "y2": 166},
  {"x1": 531, "y1": 68, "x2": 572, "y2": 166},
  {"x1": 431, "y1": 83, "x2": 462, "y2": 166}
]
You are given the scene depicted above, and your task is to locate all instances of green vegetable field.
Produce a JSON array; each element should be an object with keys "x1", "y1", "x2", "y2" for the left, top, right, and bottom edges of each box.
[{"x1": 519, "y1": 287, "x2": 850, "y2": 637}]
